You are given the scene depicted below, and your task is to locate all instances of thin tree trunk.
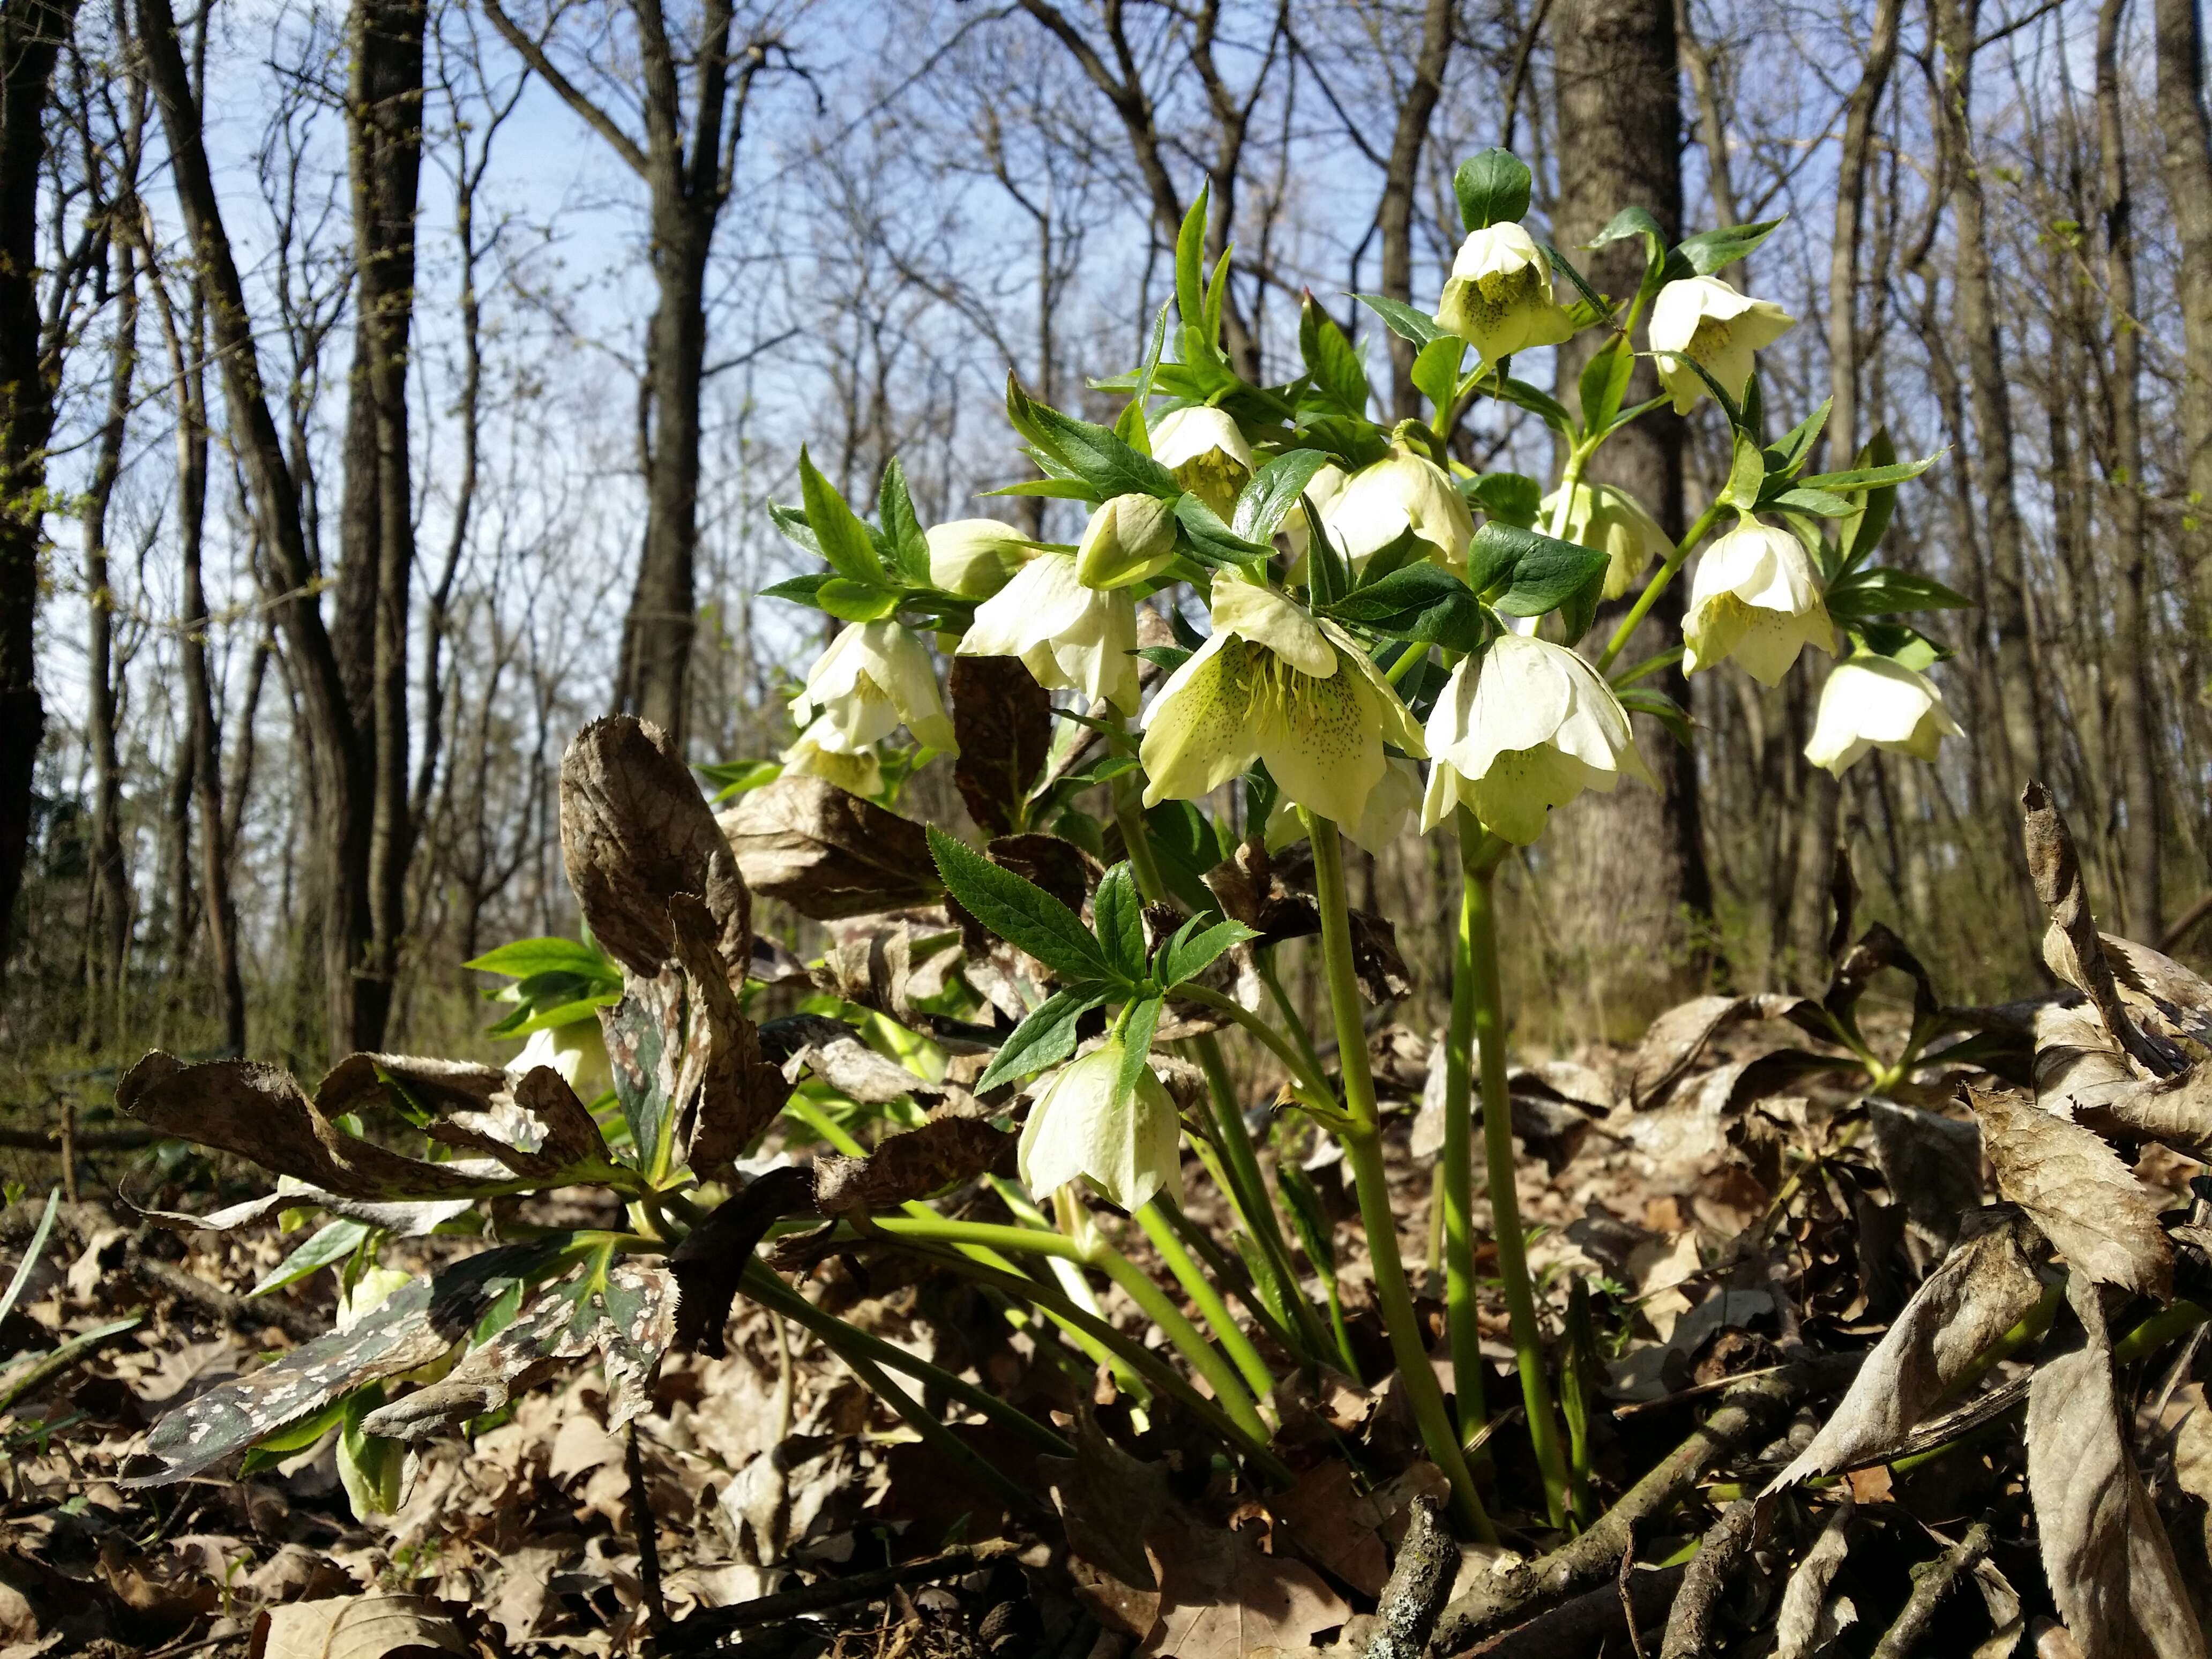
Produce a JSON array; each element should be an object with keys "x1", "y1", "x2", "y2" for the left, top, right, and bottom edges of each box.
[
  {"x1": 1378, "y1": 0, "x2": 1454, "y2": 420},
  {"x1": 1549, "y1": 0, "x2": 1715, "y2": 1034},
  {"x1": 0, "y1": 0, "x2": 85, "y2": 970},
  {"x1": 2156, "y1": 0, "x2": 2212, "y2": 607}
]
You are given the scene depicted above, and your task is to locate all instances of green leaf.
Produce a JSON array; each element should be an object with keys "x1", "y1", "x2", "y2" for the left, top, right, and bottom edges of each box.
[
  {"x1": 1673, "y1": 218, "x2": 1784, "y2": 277},
  {"x1": 1143, "y1": 801, "x2": 1227, "y2": 916},
  {"x1": 1837, "y1": 430, "x2": 1904, "y2": 574},
  {"x1": 759, "y1": 573, "x2": 832, "y2": 608},
  {"x1": 1304, "y1": 494, "x2": 1352, "y2": 604},
  {"x1": 1234, "y1": 449, "x2": 1333, "y2": 543},
  {"x1": 1175, "y1": 491, "x2": 1275, "y2": 568},
  {"x1": 1590, "y1": 207, "x2": 1669, "y2": 295},
  {"x1": 1797, "y1": 457, "x2": 1939, "y2": 493},
  {"x1": 1765, "y1": 399, "x2": 1832, "y2": 477},
  {"x1": 1453, "y1": 148, "x2": 1533, "y2": 231},
  {"x1": 465, "y1": 937, "x2": 616, "y2": 982},
  {"x1": 817, "y1": 577, "x2": 900, "y2": 621},
  {"x1": 1091, "y1": 864, "x2": 1148, "y2": 981},
  {"x1": 696, "y1": 759, "x2": 783, "y2": 803},
  {"x1": 1618, "y1": 686, "x2": 1694, "y2": 747},
  {"x1": 1010, "y1": 380, "x2": 1179, "y2": 500},
  {"x1": 1492, "y1": 375, "x2": 1576, "y2": 435},
  {"x1": 1135, "y1": 645, "x2": 1192, "y2": 673},
  {"x1": 252, "y1": 1219, "x2": 372, "y2": 1298},
  {"x1": 928, "y1": 825, "x2": 1117, "y2": 982},
  {"x1": 1157, "y1": 916, "x2": 1260, "y2": 988},
  {"x1": 878, "y1": 459, "x2": 932, "y2": 586},
  {"x1": 799, "y1": 449, "x2": 886, "y2": 585},
  {"x1": 1466, "y1": 471, "x2": 1542, "y2": 529},
  {"x1": 1825, "y1": 567, "x2": 1974, "y2": 619},
  {"x1": 1765, "y1": 486, "x2": 1855, "y2": 519},
  {"x1": 769, "y1": 503, "x2": 825, "y2": 561},
  {"x1": 1176, "y1": 186, "x2": 1212, "y2": 357},
  {"x1": 1326, "y1": 562, "x2": 1488, "y2": 650},
  {"x1": 1486, "y1": 526, "x2": 1610, "y2": 616},
  {"x1": 1538, "y1": 241, "x2": 1611, "y2": 323},
  {"x1": 1353, "y1": 293, "x2": 1445, "y2": 349},
  {"x1": 1115, "y1": 996, "x2": 1165, "y2": 1104},
  {"x1": 1298, "y1": 298, "x2": 1370, "y2": 417},
  {"x1": 983, "y1": 476, "x2": 1100, "y2": 501},
  {"x1": 975, "y1": 988, "x2": 1110, "y2": 1092},
  {"x1": 1578, "y1": 332, "x2": 1634, "y2": 435},
  {"x1": 1126, "y1": 301, "x2": 1173, "y2": 440},
  {"x1": 1277, "y1": 1163, "x2": 1337, "y2": 1284},
  {"x1": 1412, "y1": 335, "x2": 1465, "y2": 417},
  {"x1": 1720, "y1": 429, "x2": 1766, "y2": 509},
  {"x1": 1850, "y1": 619, "x2": 1948, "y2": 669}
]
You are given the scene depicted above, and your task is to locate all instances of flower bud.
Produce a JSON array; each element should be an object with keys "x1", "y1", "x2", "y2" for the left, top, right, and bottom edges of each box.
[
  {"x1": 512, "y1": 1018, "x2": 614, "y2": 1103},
  {"x1": 1074, "y1": 492, "x2": 1179, "y2": 591},
  {"x1": 1648, "y1": 275, "x2": 1795, "y2": 414},
  {"x1": 1683, "y1": 518, "x2": 1835, "y2": 685},
  {"x1": 925, "y1": 517, "x2": 1032, "y2": 598},
  {"x1": 1804, "y1": 656, "x2": 1962, "y2": 775},
  {"x1": 1150, "y1": 405, "x2": 1253, "y2": 519},
  {"x1": 1436, "y1": 222, "x2": 1577, "y2": 367},
  {"x1": 781, "y1": 717, "x2": 884, "y2": 796}
]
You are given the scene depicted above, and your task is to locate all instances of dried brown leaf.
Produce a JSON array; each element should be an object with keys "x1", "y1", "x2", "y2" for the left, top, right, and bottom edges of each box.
[
  {"x1": 253, "y1": 1593, "x2": 464, "y2": 1659},
  {"x1": 1971, "y1": 1086, "x2": 2172, "y2": 1297},
  {"x1": 667, "y1": 892, "x2": 788, "y2": 1171},
  {"x1": 1775, "y1": 1501, "x2": 1855, "y2": 1659},
  {"x1": 949, "y1": 655, "x2": 1052, "y2": 835},
  {"x1": 2027, "y1": 1288, "x2": 2208, "y2": 1659},
  {"x1": 560, "y1": 716, "x2": 751, "y2": 979},
  {"x1": 1865, "y1": 1097, "x2": 1983, "y2": 1248},
  {"x1": 1773, "y1": 1212, "x2": 2046, "y2": 1486},
  {"x1": 719, "y1": 774, "x2": 939, "y2": 920},
  {"x1": 2106, "y1": 936, "x2": 2212, "y2": 1053},
  {"x1": 669, "y1": 1167, "x2": 819, "y2": 1357},
  {"x1": 811, "y1": 1118, "x2": 1012, "y2": 1220},
  {"x1": 760, "y1": 1012, "x2": 964, "y2": 1109}
]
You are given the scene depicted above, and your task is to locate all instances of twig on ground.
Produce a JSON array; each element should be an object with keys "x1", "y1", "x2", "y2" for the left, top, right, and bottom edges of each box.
[
  {"x1": 663, "y1": 1542, "x2": 1020, "y2": 1653},
  {"x1": 1658, "y1": 1498, "x2": 1758, "y2": 1659},
  {"x1": 1869, "y1": 1522, "x2": 1992, "y2": 1659},
  {"x1": 1430, "y1": 1355, "x2": 1858, "y2": 1654},
  {"x1": 1363, "y1": 1492, "x2": 1455, "y2": 1659},
  {"x1": 1466, "y1": 1566, "x2": 1688, "y2": 1658},
  {"x1": 626, "y1": 1421, "x2": 669, "y2": 1636}
]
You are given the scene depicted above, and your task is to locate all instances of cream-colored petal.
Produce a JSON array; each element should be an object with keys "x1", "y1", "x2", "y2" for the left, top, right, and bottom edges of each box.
[
  {"x1": 1452, "y1": 635, "x2": 1578, "y2": 780},
  {"x1": 1211, "y1": 573, "x2": 1338, "y2": 677},
  {"x1": 1258, "y1": 666, "x2": 1387, "y2": 828},
  {"x1": 960, "y1": 551, "x2": 1093, "y2": 657},
  {"x1": 1139, "y1": 635, "x2": 1260, "y2": 804},
  {"x1": 1418, "y1": 756, "x2": 1467, "y2": 833},
  {"x1": 1467, "y1": 745, "x2": 1616, "y2": 845},
  {"x1": 1347, "y1": 757, "x2": 1424, "y2": 850},
  {"x1": 1320, "y1": 620, "x2": 1428, "y2": 759},
  {"x1": 1152, "y1": 405, "x2": 1254, "y2": 472}
]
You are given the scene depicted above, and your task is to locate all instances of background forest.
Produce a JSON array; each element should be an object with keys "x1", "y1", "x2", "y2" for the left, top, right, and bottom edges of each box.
[{"x1": 4, "y1": 0, "x2": 2210, "y2": 1083}]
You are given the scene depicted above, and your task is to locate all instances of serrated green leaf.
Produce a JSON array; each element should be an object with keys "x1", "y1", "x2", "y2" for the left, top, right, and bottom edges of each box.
[
  {"x1": 1115, "y1": 996, "x2": 1165, "y2": 1104},
  {"x1": 1326, "y1": 562, "x2": 1487, "y2": 649},
  {"x1": 465, "y1": 937, "x2": 617, "y2": 982},
  {"x1": 983, "y1": 477, "x2": 1100, "y2": 500},
  {"x1": 1797, "y1": 456, "x2": 1939, "y2": 492},
  {"x1": 1491, "y1": 528, "x2": 1610, "y2": 616},
  {"x1": 1299, "y1": 298, "x2": 1369, "y2": 417},
  {"x1": 1176, "y1": 491, "x2": 1274, "y2": 567},
  {"x1": 1673, "y1": 218, "x2": 1784, "y2": 277},
  {"x1": 1721, "y1": 429, "x2": 1766, "y2": 508},
  {"x1": 1010, "y1": 382, "x2": 1179, "y2": 500},
  {"x1": 1412, "y1": 334, "x2": 1465, "y2": 417},
  {"x1": 1618, "y1": 686, "x2": 1694, "y2": 747},
  {"x1": 1825, "y1": 567, "x2": 1974, "y2": 619},
  {"x1": 1466, "y1": 471, "x2": 1542, "y2": 529},
  {"x1": 799, "y1": 449, "x2": 885, "y2": 585},
  {"x1": 1156, "y1": 917, "x2": 1259, "y2": 988},
  {"x1": 817, "y1": 577, "x2": 900, "y2": 621},
  {"x1": 1144, "y1": 800, "x2": 1227, "y2": 916},
  {"x1": 1766, "y1": 487, "x2": 1855, "y2": 519},
  {"x1": 1234, "y1": 449, "x2": 1333, "y2": 543},
  {"x1": 1091, "y1": 864, "x2": 1148, "y2": 981},
  {"x1": 1578, "y1": 332, "x2": 1634, "y2": 435},
  {"x1": 252, "y1": 1219, "x2": 372, "y2": 1298},
  {"x1": 1176, "y1": 188, "x2": 1211, "y2": 354},
  {"x1": 1354, "y1": 293, "x2": 1446, "y2": 349},
  {"x1": 1454, "y1": 148, "x2": 1533, "y2": 230},
  {"x1": 878, "y1": 459, "x2": 932, "y2": 585},
  {"x1": 928, "y1": 825, "x2": 1117, "y2": 982},
  {"x1": 1591, "y1": 206, "x2": 1669, "y2": 294},
  {"x1": 1136, "y1": 645, "x2": 1193, "y2": 672},
  {"x1": 975, "y1": 988, "x2": 1110, "y2": 1092},
  {"x1": 759, "y1": 573, "x2": 832, "y2": 607},
  {"x1": 1765, "y1": 398, "x2": 1832, "y2": 476}
]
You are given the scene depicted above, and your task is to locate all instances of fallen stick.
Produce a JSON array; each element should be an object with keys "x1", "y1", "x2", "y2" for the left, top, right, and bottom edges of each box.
[
  {"x1": 1658, "y1": 1498, "x2": 1757, "y2": 1659},
  {"x1": 663, "y1": 1541, "x2": 1020, "y2": 1651},
  {"x1": 1364, "y1": 1493, "x2": 1454, "y2": 1659},
  {"x1": 1430, "y1": 1355, "x2": 1858, "y2": 1655},
  {"x1": 1463, "y1": 1565, "x2": 1687, "y2": 1658},
  {"x1": 1869, "y1": 1522, "x2": 1991, "y2": 1659}
]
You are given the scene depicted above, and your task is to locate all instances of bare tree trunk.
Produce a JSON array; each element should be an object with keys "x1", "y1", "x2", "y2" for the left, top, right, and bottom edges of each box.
[
  {"x1": 2098, "y1": 0, "x2": 2163, "y2": 937},
  {"x1": 2156, "y1": 0, "x2": 2212, "y2": 607},
  {"x1": 1548, "y1": 0, "x2": 1714, "y2": 1034},
  {"x1": 1378, "y1": 0, "x2": 1454, "y2": 420},
  {"x1": 1932, "y1": 0, "x2": 2043, "y2": 788},
  {"x1": 0, "y1": 0, "x2": 85, "y2": 970}
]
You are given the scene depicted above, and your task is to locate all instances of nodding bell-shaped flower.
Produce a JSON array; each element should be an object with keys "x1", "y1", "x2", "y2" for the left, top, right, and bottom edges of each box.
[
  {"x1": 790, "y1": 620, "x2": 958, "y2": 754},
  {"x1": 1436, "y1": 222, "x2": 1577, "y2": 367},
  {"x1": 1542, "y1": 479, "x2": 1671, "y2": 600},
  {"x1": 1074, "y1": 492, "x2": 1179, "y2": 591},
  {"x1": 1682, "y1": 517, "x2": 1835, "y2": 686},
  {"x1": 1420, "y1": 632, "x2": 1651, "y2": 845},
  {"x1": 1018, "y1": 1038, "x2": 1183, "y2": 1213},
  {"x1": 1150, "y1": 406, "x2": 1253, "y2": 519},
  {"x1": 926, "y1": 518, "x2": 1033, "y2": 599},
  {"x1": 512, "y1": 1018, "x2": 612, "y2": 1103},
  {"x1": 1804, "y1": 656, "x2": 1962, "y2": 776},
  {"x1": 957, "y1": 549, "x2": 1140, "y2": 713},
  {"x1": 1265, "y1": 754, "x2": 1422, "y2": 853},
  {"x1": 1648, "y1": 275, "x2": 1795, "y2": 415},
  {"x1": 1321, "y1": 446, "x2": 1474, "y2": 572},
  {"x1": 1140, "y1": 570, "x2": 1425, "y2": 829},
  {"x1": 781, "y1": 716, "x2": 885, "y2": 797}
]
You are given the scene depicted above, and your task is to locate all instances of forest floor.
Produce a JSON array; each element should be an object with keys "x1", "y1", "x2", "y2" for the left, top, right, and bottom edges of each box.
[{"x1": 0, "y1": 968, "x2": 2190, "y2": 1659}]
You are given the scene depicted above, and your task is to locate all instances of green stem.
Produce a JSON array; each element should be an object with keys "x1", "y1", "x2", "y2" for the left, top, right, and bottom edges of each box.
[
  {"x1": 1304, "y1": 810, "x2": 1493, "y2": 1542},
  {"x1": 1256, "y1": 947, "x2": 1330, "y2": 1087},
  {"x1": 1463, "y1": 843, "x2": 1572, "y2": 1526},
  {"x1": 1441, "y1": 812, "x2": 1488, "y2": 1450},
  {"x1": 1595, "y1": 498, "x2": 1727, "y2": 674},
  {"x1": 1176, "y1": 984, "x2": 1344, "y2": 1123},
  {"x1": 1137, "y1": 1200, "x2": 1278, "y2": 1407},
  {"x1": 1545, "y1": 440, "x2": 1591, "y2": 541},
  {"x1": 1157, "y1": 1179, "x2": 1303, "y2": 1356},
  {"x1": 738, "y1": 1261, "x2": 1072, "y2": 1459},
  {"x1": 873, "y1": 1213, "x2": 1274, "y2": 1452},
  {"x1": 1191, "y1": 1033, "x2": 1342, "y2": 1369}
]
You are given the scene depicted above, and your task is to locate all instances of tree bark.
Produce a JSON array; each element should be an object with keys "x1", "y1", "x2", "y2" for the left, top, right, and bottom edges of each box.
[
  {"x1": 1378, "y1": 0, "x2": 1454, "y2": 420},
  {"x1": 1548, "y1": 0, "x2": 1714, "y2": 1034},
  {"x1": 2156, "y1": 0, "x2": 2212, "y2": 606},
  {"x1": 0, "y1": 0, "x2": 85, "y2": 970}
]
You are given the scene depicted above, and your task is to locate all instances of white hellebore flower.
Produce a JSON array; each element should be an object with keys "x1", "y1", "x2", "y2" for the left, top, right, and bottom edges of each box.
[
  {"x1": 1150, "y1": 405, "x2": 1253, "y2": 519},
  {"x1": 926, "y1": 518, "x2": 1033, "y2": 599},
  {"x1": 1019, "y1": 1038, "x2": 1182, "y2": 1212},
  {"x1": 1436, "y1": 222, "x2": 1576, "y2": 367},
  {"x1": 958, "y1": 550, "x2": 1140, "y2": 714},
  {"x1": 1321, "y1": 447, "x2": 1474, "y2": 571},
  {"x1": 1648, "y1": 275, "x2": 1795, "y2": 415},
  {"x1": 1421, "y1": 632, "x2": 1651, "y2": 845},
  {"x1": 1265, "y1": 755, "x2": 1422, "y2": 853},
  {"x1": 780, "y1": 717, "x2": 884, "y2": 797},
  {"x1": 790, "y1": 620, "x2": 958, "y2": 755},
  {"x1": 511, "y1": 1018, "x2": 613, "y2": 1103},
  {"x1": 1074, "y1": 492, "x2": 1179, "y2": 591},
  {"x1": 1140, "y1": 570, "x2": 1425, "y2": 829},
  {"x1": 1542, "y1": 480, "x2": 1671, "y2": 600},
  {"x1": 1804, "y1": 656, "x2": 1962, "y2": 776},
  {"x1": 1683, "y1": 518, "x2": 1835, "y2": 686}
]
